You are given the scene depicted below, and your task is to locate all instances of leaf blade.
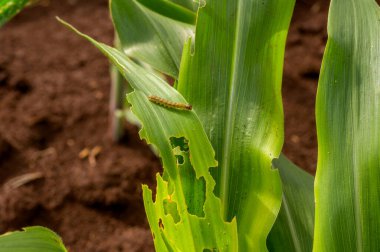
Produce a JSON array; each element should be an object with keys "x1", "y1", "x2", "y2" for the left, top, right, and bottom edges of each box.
[
  {"x1": 110, "y1": 0, "x2": 194, "y2": 77},
  {"x1": 0, "y1": 226, "x2": 67, "y2": 252},
  {"x1": 314, "y1": 0, "x2": 380, "y2": 250}
]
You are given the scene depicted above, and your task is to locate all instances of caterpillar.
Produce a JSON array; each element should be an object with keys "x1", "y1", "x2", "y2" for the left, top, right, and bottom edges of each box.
[{"x1": 148, "y1": 95, "x2": 192, "y2": 111}]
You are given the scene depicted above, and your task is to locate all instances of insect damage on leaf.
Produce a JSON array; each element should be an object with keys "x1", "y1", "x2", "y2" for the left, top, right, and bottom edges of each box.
[
  {"x1": 170, "y1": 136, "x2": 206, "y2": 217},
  {"x1": 148, "y1": 95, "x2": 192, "y2": 110}
]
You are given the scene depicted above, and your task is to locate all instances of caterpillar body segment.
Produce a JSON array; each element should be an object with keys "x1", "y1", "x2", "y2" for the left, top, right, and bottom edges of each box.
[{"x1": 148, "y1": 95, "x2": 192, "y2": 111}]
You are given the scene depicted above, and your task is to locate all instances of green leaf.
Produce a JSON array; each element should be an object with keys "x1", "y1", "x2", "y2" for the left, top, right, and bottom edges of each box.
[
  {"x1": 314, "y1": 0, "x2": 380, "y2": 251},
  {"x1": 0, "y1": 0, "x2": 28, "y2": 27},
  {"x1": 110, "y1": 0, "x2": 194, "y2": 77},
  {"x1": 133, "y1": 0, "x2": 196, "y2": 24},
  {"x1": 176, "y1": 0, "x2": 295, "y2": 250},
  {"x1": 59, "y1": 18, "x2": 238, "y2": 251},
  {"x1": 267, "y1": 155, "x2": 314, "y2": 252},
  {"x1": 0, "y1": 226, "x2": 67, "y2": 252}
]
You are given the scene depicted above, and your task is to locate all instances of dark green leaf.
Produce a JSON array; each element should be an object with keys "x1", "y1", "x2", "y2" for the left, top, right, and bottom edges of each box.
[{"x1": 110, "y1": 0, "x2": 194, "y2": 77}]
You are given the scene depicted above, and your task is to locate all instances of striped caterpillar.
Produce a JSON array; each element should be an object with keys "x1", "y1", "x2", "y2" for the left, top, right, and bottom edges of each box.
[{"x1": 148, "y1": 95, "x2": 192, "y2": 111}]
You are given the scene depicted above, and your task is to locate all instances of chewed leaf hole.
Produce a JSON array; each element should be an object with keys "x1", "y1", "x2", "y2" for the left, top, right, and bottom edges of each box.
[
  {"x1": 170, "y1": 136, "x2": 207, "y2": 217},
  {"x1": 170, "y1": 137, "x2": 189, "y2": 152},
  {"x1": 203, "y1": 248, "x2": 217, "y2": 252},
  {"x1": 175, "y1": 155, "x2": 184, "y2": 165},
  {"x1": 180, "y1": 170, "x2": 206, "y2": 217},
  {"x1": 158, "y1": 219, "x2": 164, "y2": 230},
  {"x1": 163, "y1": 199, "x2": 180, "y2": 223},
  {"x1": 209, "y1": 166, "x2": 220, "y2": 197}
]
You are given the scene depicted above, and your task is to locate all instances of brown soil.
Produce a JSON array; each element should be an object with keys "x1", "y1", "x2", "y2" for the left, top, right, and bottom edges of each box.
[
  {"x1": 283, "y1": 0, "x2": 329, "y2": 174},
  {"x1": 0, "y1": 0, "x2": 329, "y2": 251}
]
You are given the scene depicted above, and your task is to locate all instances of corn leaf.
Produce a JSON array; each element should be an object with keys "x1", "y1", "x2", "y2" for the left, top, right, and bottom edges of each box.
[
  {"x1": 314, "y1": 0, "x2": 380, "y2": 250},
  {"x1": 168, "y1": 0, "x2": 198, "y2": 12},
  {"x1": 0, "y1": 226, "x2": 67, "y2": 252},
  {"x1": 60, "y1": 19, "x2": 239, "y2": 251},
  {"x1": 0, "y1": 0, "x2": 28, "y2": 27},
  {"x1": 176, "y1": 1, "x2": 295, "y2": 250},
  {"x1": 110, "y1": 0, "x2": 194, "y2": 77},
  {"x1": 267, "y1": 155, "x2": 314, "y2": 252}
]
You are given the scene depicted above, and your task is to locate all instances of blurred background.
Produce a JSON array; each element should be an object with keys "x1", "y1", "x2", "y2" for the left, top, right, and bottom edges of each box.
[{"x1": 0, "y1": 0, "x2": 329, "y2": 251}]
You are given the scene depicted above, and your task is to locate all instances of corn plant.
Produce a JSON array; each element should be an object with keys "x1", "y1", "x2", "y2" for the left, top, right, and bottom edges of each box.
[
  {"x1": 60, "y1": 0, "x2": 379, "y2": 251},
  {"x1": 99, "y1": 1, "x2": 315, "y2": 249}
]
